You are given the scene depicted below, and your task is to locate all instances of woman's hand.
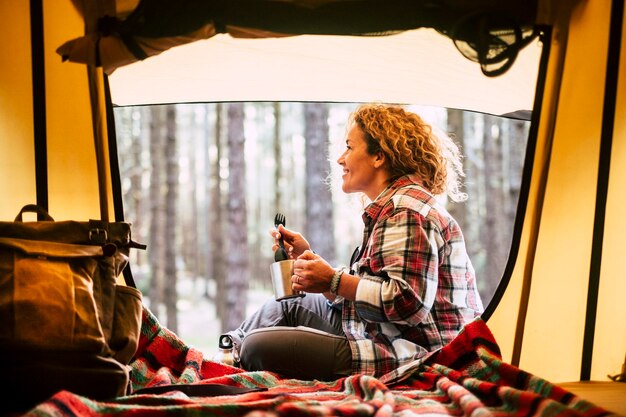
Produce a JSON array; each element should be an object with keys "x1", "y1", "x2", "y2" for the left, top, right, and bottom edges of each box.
[
  {"x1": 292, "y1": 250, "x2": 334, "y2": 293},
  {"x1": 270, "y1": 225, "x2": 311, "y2": 259}
]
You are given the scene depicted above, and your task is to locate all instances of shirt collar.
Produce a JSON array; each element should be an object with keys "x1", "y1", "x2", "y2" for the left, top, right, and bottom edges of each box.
[{"x1": 363, "y1": 174, "x2": 423, "y2": 222}]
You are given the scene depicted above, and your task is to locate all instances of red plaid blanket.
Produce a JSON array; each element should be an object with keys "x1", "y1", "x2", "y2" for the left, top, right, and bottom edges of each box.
[{"x1": 19, "y1": 307, "x2": 615, "y2": 416}]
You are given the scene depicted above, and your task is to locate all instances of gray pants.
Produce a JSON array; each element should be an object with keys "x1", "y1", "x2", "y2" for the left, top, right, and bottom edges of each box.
[{"x1": 226, "y1": 293, "x2": 352, "y2": 380}]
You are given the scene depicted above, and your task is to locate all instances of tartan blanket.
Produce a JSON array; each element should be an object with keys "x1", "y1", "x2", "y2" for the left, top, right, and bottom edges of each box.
[{"x1": 20, "y1": 307, "x2": 615, "y2": 417}]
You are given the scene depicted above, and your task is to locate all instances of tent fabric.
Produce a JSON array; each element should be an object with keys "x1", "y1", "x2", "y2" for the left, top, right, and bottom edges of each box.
[
  {"x1": 57, "y1": 0, "x2": 539, "y2": 75},
  {"x1": 19, "y1": 306, "x2": 614, "y2": 416},
  {"x1": 106, "y1": 29, "x2": 543, "y2": 114}
]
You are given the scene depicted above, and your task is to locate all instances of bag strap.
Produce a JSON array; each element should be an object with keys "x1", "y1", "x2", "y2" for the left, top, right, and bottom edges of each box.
[{"x1": 14, "y1": 204, "x2": 54, "y2": 222}]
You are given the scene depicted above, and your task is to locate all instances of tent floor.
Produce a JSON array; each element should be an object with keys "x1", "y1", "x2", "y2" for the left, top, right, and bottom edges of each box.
[{"x1": 556, "y1": 381, "x2": 626, "y2": 415}]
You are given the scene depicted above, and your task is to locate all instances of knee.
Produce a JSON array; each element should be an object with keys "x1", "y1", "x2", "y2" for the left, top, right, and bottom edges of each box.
[
  {"x1": 238, "y1": 327, "x2": 352, "y2": 380},
  {"x1": 238, "y1": 329, "x2": 283, "y2": 372}
]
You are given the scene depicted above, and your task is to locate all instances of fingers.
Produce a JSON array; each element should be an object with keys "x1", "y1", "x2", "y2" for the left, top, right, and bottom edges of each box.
[
  {"x1": 269, "y1": 227, "x2": 284, "y2": 251},
  {"x1": 294, "y1": 251, "x2": 317, "y2": 271},
  {"x1": 291, "y1": 273, "x2": 304, "y2": 291},
  {"x1": 293, "y1": 261, "x2": 306, "y2": 281},
  {"x1": 297, "y1": 249, "x2": 316, "y2": 260},
  {"x1": 293, "y1": 252, "x2": 317, "y2": 278},
  {"x1": 269, "y1": 225, "x2": 288, "y2": 244},
  {"x1": 276, "y1": 224, "x2": 288, "y2": 238},
  {"x1": 269, "y1": 226, "x2": 282, "y2": 236},
  {"x1": 278, "y1": 224, "x2": 301, "y2": 241}
]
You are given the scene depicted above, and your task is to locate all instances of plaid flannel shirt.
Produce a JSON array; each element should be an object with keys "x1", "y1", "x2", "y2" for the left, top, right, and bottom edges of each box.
[{"x1": 341, "y1": 174, "x2": 484, "y2": 377}]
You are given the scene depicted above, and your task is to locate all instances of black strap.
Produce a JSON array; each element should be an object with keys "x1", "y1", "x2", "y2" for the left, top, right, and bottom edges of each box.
[
  {"x1": 103, "y1": 74, "x2": 138, "y2": 289},
  {"x1": 348, "y1": 246, "x2": 360, "y2": 274},
  {"x1": 103, "y1": 75, "x2": 126, "y2": 224}
]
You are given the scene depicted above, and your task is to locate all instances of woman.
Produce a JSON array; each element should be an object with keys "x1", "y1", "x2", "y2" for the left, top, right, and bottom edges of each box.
[{"x1": 222, "y1": 103, "x2": 483, "y2": 380}]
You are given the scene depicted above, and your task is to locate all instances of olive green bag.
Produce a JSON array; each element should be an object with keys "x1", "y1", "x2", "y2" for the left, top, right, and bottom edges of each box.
[{"x1": 0, "y1": 204, "x2": 145, "y2": 411}]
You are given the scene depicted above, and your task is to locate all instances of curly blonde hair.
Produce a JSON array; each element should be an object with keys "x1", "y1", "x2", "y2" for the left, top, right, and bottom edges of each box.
[{"x1": 350, "y1": 104, "x2": 467, "y2": 202}]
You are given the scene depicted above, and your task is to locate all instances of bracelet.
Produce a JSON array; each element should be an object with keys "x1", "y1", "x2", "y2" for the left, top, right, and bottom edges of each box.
[{"x1": 330, "y1": 268, "x2": 344, "y2": 295}]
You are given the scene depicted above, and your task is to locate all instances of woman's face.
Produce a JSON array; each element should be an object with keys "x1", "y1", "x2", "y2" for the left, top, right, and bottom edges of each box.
[{"x1": 337, "y1": 123, "x2": 386, "y2": 200}]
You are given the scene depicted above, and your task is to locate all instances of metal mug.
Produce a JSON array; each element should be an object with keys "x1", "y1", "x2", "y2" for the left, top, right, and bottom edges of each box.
[{"x1": 270, "y1": 259, "x2": 305, "y2": 301}]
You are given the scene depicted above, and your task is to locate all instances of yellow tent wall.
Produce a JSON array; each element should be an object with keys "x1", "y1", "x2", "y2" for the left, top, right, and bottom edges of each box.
[
  {"x1": 0, "y1": 1, "x2": 109, "y2": 222},
  {"x1": 596, "y1": 0, "x2": 626, "y2": 381},
  {"x1": 0, "y1": 2, "x2": 36, "y2": 218},
  {"x1": 488, "y1": 0, "x2": 626, "y2": 382}
]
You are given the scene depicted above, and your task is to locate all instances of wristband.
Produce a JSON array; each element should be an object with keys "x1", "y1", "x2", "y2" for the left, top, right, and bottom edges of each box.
[{"x1": 330, "y1": 268, "x2": 344, "y2": 295}]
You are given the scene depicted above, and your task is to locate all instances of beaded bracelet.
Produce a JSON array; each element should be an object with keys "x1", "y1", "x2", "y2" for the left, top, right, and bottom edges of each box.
[{"x1": 330, "y1": 268, "x2": 344, "y2": 295}]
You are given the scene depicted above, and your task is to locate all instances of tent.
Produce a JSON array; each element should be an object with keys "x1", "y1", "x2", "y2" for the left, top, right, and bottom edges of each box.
[{"x1": 0, "y1": 0, "x2": 625, "y2": 414}]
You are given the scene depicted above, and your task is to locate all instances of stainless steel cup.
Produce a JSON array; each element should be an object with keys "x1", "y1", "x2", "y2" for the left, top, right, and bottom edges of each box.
[{"x1": 270, "y1": 259, "x2": 305, "y2": 301}]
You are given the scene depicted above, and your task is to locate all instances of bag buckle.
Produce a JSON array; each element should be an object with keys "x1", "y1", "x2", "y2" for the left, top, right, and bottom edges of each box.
[{"x1": 89, "y1": 228, "x2": 108, "y2": 243}]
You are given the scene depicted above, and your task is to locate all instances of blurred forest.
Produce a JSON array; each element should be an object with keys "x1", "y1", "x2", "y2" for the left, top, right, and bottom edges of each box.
[{"x1": 113, "y1": 102, "x2": 529, "y2": 347}]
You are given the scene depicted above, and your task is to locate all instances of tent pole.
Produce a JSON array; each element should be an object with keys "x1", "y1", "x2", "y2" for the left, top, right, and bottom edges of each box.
[
  {"x1": 510, "y1": 11, "x2": 570, "y2": 365},
  {"x1": 87, "y1": 65, "x2": 112, "y2": 222},
  {"x1": 30, "y1": 0, "x2": 48, "y2": 215}
]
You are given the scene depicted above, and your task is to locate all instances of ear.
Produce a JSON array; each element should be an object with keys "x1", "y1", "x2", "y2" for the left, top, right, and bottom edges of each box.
[{"x1": 373, "y1": 151, "x2": 386, "y2": 168}]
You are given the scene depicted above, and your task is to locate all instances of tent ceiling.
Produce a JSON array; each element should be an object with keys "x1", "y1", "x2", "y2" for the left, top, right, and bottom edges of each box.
[
  {"x1": 58, "y1": 0, "x2": 542, "y2": 114},
  {"x1": 108, "y1": 28, "x2": 543, "y2": 115}
]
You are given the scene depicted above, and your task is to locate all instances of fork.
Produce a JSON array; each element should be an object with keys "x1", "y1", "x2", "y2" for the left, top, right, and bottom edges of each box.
[{"x1": 274, "y1": 213, "x2": 289, "y2": 261}]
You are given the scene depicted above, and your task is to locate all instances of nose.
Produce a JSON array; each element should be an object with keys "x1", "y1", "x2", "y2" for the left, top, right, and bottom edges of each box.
[{"x1": 337, "y1": 150, "x2": 346, "y2": 165}]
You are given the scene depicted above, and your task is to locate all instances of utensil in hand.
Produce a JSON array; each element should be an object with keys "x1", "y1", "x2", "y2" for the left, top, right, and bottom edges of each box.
[{"x1": 273, "y1": 213, "x2": 289, "y2": 261}]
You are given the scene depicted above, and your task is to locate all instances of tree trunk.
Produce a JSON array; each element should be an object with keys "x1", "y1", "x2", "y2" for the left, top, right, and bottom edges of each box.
[
  {"x1": 202, "y1": 104, "x2": 216, "y2": 298},
  {"x1": 273, "y1": 103, "x2": 283, "y2": 211},
  {"x1": 445, "y1": 109, "x2": 467, "y2": 229},
  {"x1": 224, "y1": 102, "x2": 249, "y2": 331},
  {"x1": 303, "y1": 103, "x2": 336, "y2": 264},
  {"x1": 507, "y1": 119, "x2": 528, "y2": 221},
  {"x1": 482, "y1": 115, "x2": 506, "y2": 302},
  {"x1": 185, "y1": 108, "x2": 200, "y2": 286},
  {"x1": 164, "y1": 104, "x2": 179, "y2": 332},
  {"x1": 213, "y1": 104, "x2": 227, "y2": 315},
  {"x1": 133, "y1": 106, "x2": 151, "y2": 267},
  {"x1": 148, "y1": 106, "x2": 165, "y2": 311}
]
